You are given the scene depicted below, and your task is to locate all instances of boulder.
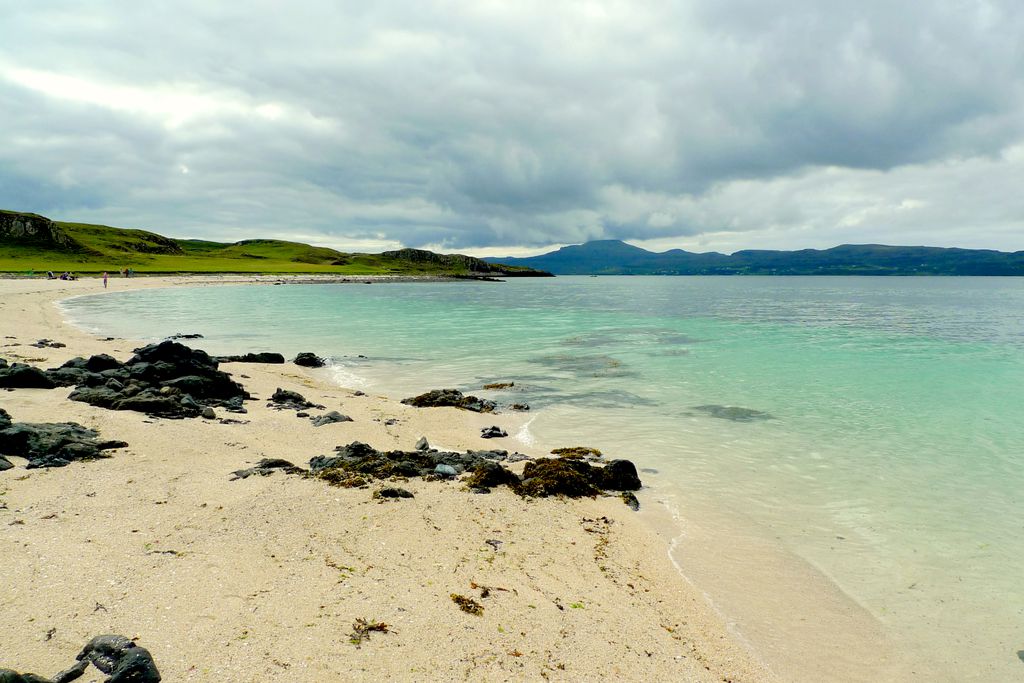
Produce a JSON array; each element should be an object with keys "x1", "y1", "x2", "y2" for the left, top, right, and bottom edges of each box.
[
  {"x1": 598, "y1": 459, "x2": 642, "y2": 491},
  {"x1": 75, "y1": 634, "x2": 161, "y2": 682},
  {"x1": 400, "y1": 389, "x2": 496, "y2": 413},
  {"x1": 310, "y1": 411, "x2": 353, "y2": 427},
  {"x1": 0, "y1": 455, "x2": 12, "y2": 471},
  {"x1": 480, "y1": 426, "x2": 507, "y2": 439},
  {"x1": 293, "y1": 352, "x2": 326, "y2": 367},
  {"x1": 415, "y1": 436, "x2": 430, "y2": 451},
  {"x1": 0, "y1": 417, "x2": 128, "y2": 469},
  {"x1": 0, "y1": 363, "x2": 57, "y2": 389}
]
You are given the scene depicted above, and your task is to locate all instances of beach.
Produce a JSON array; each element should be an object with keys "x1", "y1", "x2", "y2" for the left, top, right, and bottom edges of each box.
[{"x1": 0, "y1": 276, "x2": 774, "y2": 682}]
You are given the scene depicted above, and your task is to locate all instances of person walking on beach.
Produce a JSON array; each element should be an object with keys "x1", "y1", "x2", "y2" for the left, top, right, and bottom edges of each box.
[{"x1": 103, "y1": 271, "x2": 108, "y2": 288}]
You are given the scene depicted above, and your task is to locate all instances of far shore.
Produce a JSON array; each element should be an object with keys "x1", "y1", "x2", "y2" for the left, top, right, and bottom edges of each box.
[{"x1": 0, "y1": 276, "x2": 774, "y2": 681}]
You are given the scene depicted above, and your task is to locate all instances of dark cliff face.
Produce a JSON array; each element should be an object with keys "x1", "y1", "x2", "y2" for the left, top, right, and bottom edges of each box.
[{"x1": 0, "y1": 210, "x2": 75, "y2": 248}]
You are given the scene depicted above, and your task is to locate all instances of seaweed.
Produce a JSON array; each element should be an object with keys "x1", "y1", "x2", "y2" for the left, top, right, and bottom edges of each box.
[
  {"x1": 349, "y1": 618, "x2": 390, "y2": 646},
  {"x1": 515, "y1": 459, "x2": 601, "y2": 498},
  {"x1": 550, "y1": 446, "x2": 602, "y2": 459},
  {"x1": 451, "y1": 593, "x2": 484, "y2": 616}
]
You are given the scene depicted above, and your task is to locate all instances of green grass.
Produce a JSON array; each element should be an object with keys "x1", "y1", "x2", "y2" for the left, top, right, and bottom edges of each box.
[{"x1": 0, "y1": 216, "x2": 532, "y2": 276}]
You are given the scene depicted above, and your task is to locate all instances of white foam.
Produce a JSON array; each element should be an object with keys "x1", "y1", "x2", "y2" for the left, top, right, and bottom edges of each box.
[{"x1": 514, "y1": 415, "x2": 537, "y2": 446}]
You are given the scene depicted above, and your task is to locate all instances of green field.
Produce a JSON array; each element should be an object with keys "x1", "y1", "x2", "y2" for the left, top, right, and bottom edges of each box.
[{"x1": 0, "y1": 213, "x2": 540, "y2": 276}]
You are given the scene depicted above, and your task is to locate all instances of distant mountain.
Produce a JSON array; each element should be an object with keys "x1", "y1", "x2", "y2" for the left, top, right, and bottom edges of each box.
[{"x1": 486, "y1": 240, "x2": 1024, "y2": 276}]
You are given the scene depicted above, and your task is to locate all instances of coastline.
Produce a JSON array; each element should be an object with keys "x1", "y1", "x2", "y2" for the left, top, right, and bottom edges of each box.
[{"x1": 1, "y1": 276, "x2": 774, "y2": 681}]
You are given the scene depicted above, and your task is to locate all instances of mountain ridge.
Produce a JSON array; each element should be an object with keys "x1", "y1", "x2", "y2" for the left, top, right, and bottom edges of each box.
[{"x1": 486, "y1": 239, "x2": 1024, "y2": 275}]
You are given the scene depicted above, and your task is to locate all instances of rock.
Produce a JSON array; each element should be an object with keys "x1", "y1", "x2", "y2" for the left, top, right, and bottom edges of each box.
[
  {"x1": 310, "y1": 410, "x2": 353, "y2": 427},
  {"x1": 0, "y1": 417, "x2": 128, "y2": 469},
  {"x1": 353, "y1": 390, "x2": 366, "y2": 397},
  {"x1": 230, "y1": 458, "x2": 302, "y2": 480},
  {"x1": 509, "y1": 403, "x2": 530, "y2": 411},
  {"x1": 75, "y1": 634, "x2": 161, "y2": 682},
  {"x1": 0, "y1": 455, "x2": 12, "y2": 471},
  {"x1": 214, "y1": 352, "x2": 285, "y2": 364},
  {"x1": 293, "y1": 352, "x2": 326, "y2": 368},
  {"x1": 296, "y1": 411, "x2": 309, "y2": 418},
  {"x1": 84, "y1": 354, "x2": 122, "y2": 372},
  {"x1": 482, "y1": 382, "x2": 515, "y2": 390},
  {"x1": 463, "y1": 460, "x2": 519, "y2": 490},
  {"x1": 201, "y1": 407, "x2": 216, "y2": 420},
  {"x1": 434, "y1": 463, "x2": 458, "y2": 478},
  {"x1": 480, "y1": 426, "x2": 507, "y2": 439},
  {"x1": 373, "y1": 486, "x2": 414, "y2": 499},
  {"x1": 30, "y1": 339, "x2": 66, "y2": 349},
  {"x1": 0, "y1": 363, "x2": 57, "y2": 389},
  {"x1": 415, "y1": 436, "x2": 430, "y2": 451},
  {"x1": 0, "y1": 408, "x2": 10, "y2": 429},
  {"x1": 621, "y1": 491, "x2": 640, "y2": 511},
  {"x1": 400, "y1": 389, "x2": 496, "y2": 413},
  {"x1": 268, "y1": 388, "x2": 322, "y2": 410},
  {"x1": 167, "y1": 332, "x2": 203, "y2": 339},
  {"x1": 516, "y1": 458, "x2": 601, "y2": 498},
  {"x1": 598, "y1": 459, "x2": 642, "y2": 491}
]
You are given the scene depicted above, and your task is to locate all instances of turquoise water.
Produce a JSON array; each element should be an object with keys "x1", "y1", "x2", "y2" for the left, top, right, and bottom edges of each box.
[{"x1": 61, "y1": 276, "x2": 1024, "y2": 680}]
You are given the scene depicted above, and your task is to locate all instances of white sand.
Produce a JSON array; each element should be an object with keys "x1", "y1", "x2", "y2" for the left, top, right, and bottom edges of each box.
[{"x1": 0, "y1": 277, "x2": 776, "y2": 682}]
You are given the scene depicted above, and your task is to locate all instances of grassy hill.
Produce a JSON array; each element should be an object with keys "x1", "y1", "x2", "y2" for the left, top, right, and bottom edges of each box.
[{"x1": 0, "y1": 211, "x2": 546, "y2": 276}]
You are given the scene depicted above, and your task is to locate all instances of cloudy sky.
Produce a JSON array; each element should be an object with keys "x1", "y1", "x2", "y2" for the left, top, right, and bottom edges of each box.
[{"x1": 3, "y1": 1, "x2": 1024, "y2": 256}]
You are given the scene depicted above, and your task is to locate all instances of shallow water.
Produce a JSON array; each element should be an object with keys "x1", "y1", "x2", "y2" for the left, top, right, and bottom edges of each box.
[{"x1": 61, "y1": 276, "x2": 1024, "y2": 681}]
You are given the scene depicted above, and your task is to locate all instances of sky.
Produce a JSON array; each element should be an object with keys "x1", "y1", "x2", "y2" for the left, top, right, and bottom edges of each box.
[{"x1": 2, "y1": 1, "x2": 1024, "y2": 257}]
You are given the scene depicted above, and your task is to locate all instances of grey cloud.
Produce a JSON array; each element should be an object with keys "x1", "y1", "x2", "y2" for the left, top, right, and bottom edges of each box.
[{"x1": 1, "y1": 1, "x2": 1024, "y2": 251}]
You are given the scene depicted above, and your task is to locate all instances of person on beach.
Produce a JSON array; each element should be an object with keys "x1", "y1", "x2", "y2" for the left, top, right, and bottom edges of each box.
[{"x1": 103, "y1": 271, "x2": 108, "y2": 288}]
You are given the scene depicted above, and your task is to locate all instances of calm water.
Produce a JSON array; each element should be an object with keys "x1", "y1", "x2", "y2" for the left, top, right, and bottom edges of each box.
[{"x1": 62, "y1": 276, "x2": 1024, "y2": 680}]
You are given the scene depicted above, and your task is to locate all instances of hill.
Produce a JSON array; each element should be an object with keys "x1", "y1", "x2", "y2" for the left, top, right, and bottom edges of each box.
[
  {"x1": 0, "y1": 210, "x2": 549, "y2": 277},
  {"x1": 487, "y1": 240, "x2": 1024, "y2": 276}
]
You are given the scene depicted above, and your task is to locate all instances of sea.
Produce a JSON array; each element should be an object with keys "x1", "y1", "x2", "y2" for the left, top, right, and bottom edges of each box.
[{"x1": 60, "y1": 276, "x2": 1024, "y2": 681}]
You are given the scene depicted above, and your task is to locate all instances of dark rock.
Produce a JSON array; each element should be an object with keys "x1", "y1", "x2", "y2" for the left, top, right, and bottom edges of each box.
[
  {"x1": 112, "y1": 391, "x2": 189, "y2": 417},
  {"x1": 30, "y1": 339, "x2": 66, "y2": 349},
  {"x1": 400, "y1": 389, "x2": 496, "y2": 413},
  {"x1": 0, "y1": 455, "x2": 12, "y2": 471},
  {"x1": 516, "y1": 458, "x2": 601, "y2": 498},
  {"x1": 0, "y1": 669, "x2": 71, "y2": 683},
  {"x1": 415, "y1": 436, "x2": 430, "y2": 451},
  {"x1": 0, "y1": 358, "x2": 7, "y2": 369},
  {"x1": 509, "y1": 403, "x2": 530, "y2": 411},
  {"x1": 296, "y1": 411, "x2": 309, "y2": 418},
  {"x1": 353, "y1": 390, "x2": 366, "y2": 397},
  {"x1": 0, "y1": 408, "x2": 10, "y2": 429},
  {"x1": 373, "y1": 486, "x2": 414, "y2": 499},
  {"x1": 293, "y1": 352, "x2": 326, "y2": 367},
  {"x1": 310, "y1": 411, "x2": 352, "y2": 427},
  {"x1": 104, "y1": 378, "x2": 124, "y2": 392},
  {"x1": 214, "y1": 352, "x2": 285, "y2": 364},
  {"x1": 167, "y1": 332, "x2": 203, "y2": 339},
  {"x1": 75, "y1": 634, "x2": 161, "y2": 682},
  {"x1": 201, "y1": 407, "x2": 216, "y2": 420},
  {"x1": 0, "y1": 418, "x2": 127, "y2": 469},
  {"x1": 480, "y1": 426, "x2": 507, "y2": 439},
  {"x1": 482, "y1": 382, "x2": 515, "y2": 390},
  {"x1": 84, "y1": 354, "x2": 122, "y2": 373},
  {"x1": 268, "y1": 387, "x2": 322, "y2": 411},
  {"x1": 0, "y1": 363, "x2": 57, "y2": 389},
  {"x1": 598, "y1": 459, "x2": 642, "y2": 491},
  {"x1": 230, "y1": 458, "x2": 303, "y2": 480},
  {"x1": 621, "y1": 491, "x2": 640, "y2": 511}
]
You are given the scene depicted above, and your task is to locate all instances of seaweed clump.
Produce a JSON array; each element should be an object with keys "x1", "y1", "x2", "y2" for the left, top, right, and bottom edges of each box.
[
  {"x1": 349, "y1": 618, "x2": 390, "y2": 647},
  {"x1": 451, "y1": 594, "x2": 484, "y2": 615},
  {"x1": 514, "y1": 457, "x2": 642, "y2": 499},
  {"x1": 515, "y1": 458, "x2": 602, "y2": 498},
  {"x1": 551, "y1": 446, "x2": 603, "y2": 459}
]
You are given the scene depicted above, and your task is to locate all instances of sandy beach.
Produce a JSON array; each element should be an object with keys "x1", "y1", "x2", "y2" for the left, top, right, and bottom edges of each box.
[{"x1": 0, "y1": 276, "x2": 775, "y2": 682}]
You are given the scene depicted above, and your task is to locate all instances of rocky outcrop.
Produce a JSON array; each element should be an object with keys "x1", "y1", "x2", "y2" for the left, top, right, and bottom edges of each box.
[
  {"x1": 214, "y1": 352, "x2": 285, "y2": 364},
  {"x1": 401, "y1": 389, "x2": 496, "y2": 413},
  {"x1": 0, "y1": 210, "x2": 78, "y2": 249},
  {"x1": 293, "y1": 352, "x2": 326, "y2": 368},
  {"x1": 381, "y1": 248, "x2": 552, "y2": 276},
  {"x1": 0, "y1": 408, "x2": 128, "y2": 469},
  {"x1": 56, "y1": 341, "x2": 250, "y2": 418}
]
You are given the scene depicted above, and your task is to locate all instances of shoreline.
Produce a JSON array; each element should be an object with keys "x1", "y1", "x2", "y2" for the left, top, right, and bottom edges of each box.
[{"x1": 1, "y1": 276, "x2": 774, "y2": 681}]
